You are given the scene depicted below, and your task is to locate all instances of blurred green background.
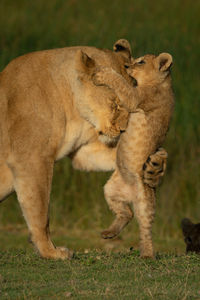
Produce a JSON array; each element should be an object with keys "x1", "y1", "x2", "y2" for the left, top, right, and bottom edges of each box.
[{"x1": 0, "y1": 0, "x2": 199, "y2": 252}]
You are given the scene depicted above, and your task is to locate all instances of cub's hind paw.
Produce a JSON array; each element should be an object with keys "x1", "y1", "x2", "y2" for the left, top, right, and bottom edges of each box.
[
  {"x1": 101, "y1": 229, "x2": 119, "y2": 239},
  {"x1": 140, "y1": 248, "x2": 154, "y2": 259},
  {"x1": 143, "y1": 147, "x2": 168, "y2": 188},
  {"x1": 141, "y1": 254, "x2": 155, "y2": 260}
]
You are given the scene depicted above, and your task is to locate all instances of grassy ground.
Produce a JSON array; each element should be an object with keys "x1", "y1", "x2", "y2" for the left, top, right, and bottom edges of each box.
[
  {"x1": 0, "y1": 249, "x2": 200, "y2": 300},
  {"x1": 0, "y1": 0, "x2": 200, "y2": 298}
]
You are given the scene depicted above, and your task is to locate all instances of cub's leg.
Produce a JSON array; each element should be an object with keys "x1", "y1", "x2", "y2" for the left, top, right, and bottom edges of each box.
[
  {"x1": 10, "y1": 156, "x2": 73, "y2": 260},
  {"x1": 102, "y1": 169, "x2": 134, "y2": 239},
  {"x1": 105, "y1": 112, "x2": 156, "y2": 257},
  {"x1": 132, "y1": 180, "x2": 155, "y2": 258},
  {"x1": 103, "y1": 169, "x2": 155, "y2": 258},
  {"x1": 0, "y1": 163, "x2": 14, "y2": 202}
]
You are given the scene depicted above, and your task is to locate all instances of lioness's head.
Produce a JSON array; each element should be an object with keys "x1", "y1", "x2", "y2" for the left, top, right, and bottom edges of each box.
[
  {"x1": 74, "y1": 42, "x2": 132, "y2": 142},
  {"x1": 181, "y1": 218, "x2": 200, "y2": 254},
  {"x1": 125, "y1": 53, "x2": 173, "y2": 86}
]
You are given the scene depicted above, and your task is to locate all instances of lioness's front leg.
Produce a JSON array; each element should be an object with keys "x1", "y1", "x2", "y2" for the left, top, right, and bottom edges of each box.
[
  {"x1": 71, "y1": 140, "x2": 117, "y2": 172},
  {"x1": 72, "y1": 142, "x2": 168, "y2": 187},
  {"x1": 11, "y1": 157, "x2": 73, "y2": 260}
]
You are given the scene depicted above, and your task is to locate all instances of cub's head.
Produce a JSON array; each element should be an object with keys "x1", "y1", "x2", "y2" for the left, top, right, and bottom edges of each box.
[
  {"x1": 181, "y1": 218, "x2": 200, "y2": 254},
  {"x1": 125, "y1": 53, "x2": 173, "y2": 86}
]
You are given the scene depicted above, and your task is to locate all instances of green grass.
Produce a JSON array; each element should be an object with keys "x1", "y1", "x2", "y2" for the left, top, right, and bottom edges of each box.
[
  {"x1": 0, "y1": 0, "x2": 199, "y2": 298},
  {"x1": 0, "y1": 250, "x2": 200, "y2": 299}
]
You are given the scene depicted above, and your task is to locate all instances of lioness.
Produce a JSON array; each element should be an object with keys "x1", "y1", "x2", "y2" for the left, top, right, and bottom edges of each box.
[
  {"x1": 0, "y1": 39, "x2": 167, "y2": 259},
  {"x1": 93, "y1": 53, "x2": 174, "y2": 258}
]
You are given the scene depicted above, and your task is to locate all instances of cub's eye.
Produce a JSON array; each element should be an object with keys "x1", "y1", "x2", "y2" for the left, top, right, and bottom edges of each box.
[
  {"x1": 124, "y1": 64, "x2": 130, "y2": 69},
  {"x1": 186, "y1": 236, "x2": 192, "y2": 244},
  {"x1": 137, "y1": 60, "x2": 145, "y2": 65}
]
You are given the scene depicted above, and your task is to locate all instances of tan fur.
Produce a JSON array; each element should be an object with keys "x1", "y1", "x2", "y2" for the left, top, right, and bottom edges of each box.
[
  {"x1": 0, "y1": 39, "x2": 169, "y2": 259},
  {"x1": 93, "y1": 53, "x2": 174, "y2": 258},
  {"x1": 0, "y1": 42, "x2": 134, "y2": 259}
]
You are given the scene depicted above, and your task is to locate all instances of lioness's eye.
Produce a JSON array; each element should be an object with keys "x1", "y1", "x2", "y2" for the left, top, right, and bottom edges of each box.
[
  {"x1": 124, "y1": 64, "x2": 130, "y2": 69},
  {"x1": 137, "y1": 60, "x2": 145, "y2": 65}
]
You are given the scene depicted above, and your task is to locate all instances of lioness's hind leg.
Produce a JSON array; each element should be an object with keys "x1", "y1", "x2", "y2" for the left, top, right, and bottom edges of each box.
[
  {"x1": 0, "y1": 163, "x2": 14, "y2": 202},
  {"x1": 11, "y1": 157, "x2": 73, "y2": 260},
  {"x1": 102, "y1": 170, "x2": 134, "y2": 239}
]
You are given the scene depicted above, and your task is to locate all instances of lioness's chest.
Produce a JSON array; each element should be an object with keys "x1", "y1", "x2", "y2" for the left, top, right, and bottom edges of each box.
[{"x1": 56, "y1": 118, "x2": 96, "y2": 161}]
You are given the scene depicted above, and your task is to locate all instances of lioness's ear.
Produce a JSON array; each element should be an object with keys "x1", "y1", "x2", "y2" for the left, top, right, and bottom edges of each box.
[
  {"x1": 155, "y1": 53, "x2": 173, "y2": 72},
  {"x1": 113, "y1": 39, "x2": 132, "y2": 59},
  {"x1": 181, "y1": 218, "x2": 194, "y2": 236},
  {"x1": 75, "y1": 50, "x2": 96, "y2": 74}
]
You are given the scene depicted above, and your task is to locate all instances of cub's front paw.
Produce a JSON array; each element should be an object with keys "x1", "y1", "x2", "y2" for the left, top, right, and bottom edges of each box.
[
  {"x1": 92, "y1": 67, "x2": 114, "y2": 86},
  {"x1": 92, "y1": 70, "x2": 107, "y2": 86}
]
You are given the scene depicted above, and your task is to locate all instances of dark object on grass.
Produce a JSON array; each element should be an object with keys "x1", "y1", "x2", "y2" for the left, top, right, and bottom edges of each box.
[{"x1": 181, "y1": 218, "x2": 200, "y2": 254}]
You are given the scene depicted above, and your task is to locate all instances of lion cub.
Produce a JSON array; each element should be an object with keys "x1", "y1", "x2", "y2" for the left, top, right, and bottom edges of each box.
[
  {"x1": 182, "y1": 218, "x2": 200, "y2": 254},
  {"x1": 93, "y1": 53, "x2": 174, "y2": 258}
]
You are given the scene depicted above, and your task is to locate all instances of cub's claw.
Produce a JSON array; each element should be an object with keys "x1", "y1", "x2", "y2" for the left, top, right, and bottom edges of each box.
[{"x1": 143, "y1": 147, "x2": 168, "y2": 188}]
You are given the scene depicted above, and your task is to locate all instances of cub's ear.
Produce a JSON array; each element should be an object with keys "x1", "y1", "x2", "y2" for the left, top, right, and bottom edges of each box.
[
  {"x1": 113, "y1": 39, "x2": 132, "y2": 59},
  {"x1": 181, "y1": 218, "x2": 194, "y2": 236},
  {"x1": 75, "y1": 50, "x2": 96, "y2": 74},
  {"x1": 155, "y1": 53, "x2": 173, "y2": 72}
]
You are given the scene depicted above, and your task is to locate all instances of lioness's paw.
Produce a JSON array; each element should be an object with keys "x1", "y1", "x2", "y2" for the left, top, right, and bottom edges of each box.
[
  {"x1": 55, "y1": 247, "x2": 74, "y2": 260},
  {"x1": 41, "y1": 247, "x2": 74, "y2": 260},
  {"x1": 143, "y1": 147, "x2": 168, "y2": 188}
]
